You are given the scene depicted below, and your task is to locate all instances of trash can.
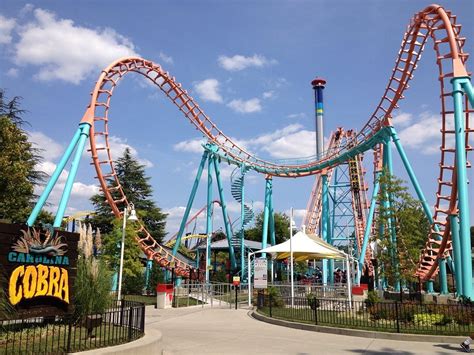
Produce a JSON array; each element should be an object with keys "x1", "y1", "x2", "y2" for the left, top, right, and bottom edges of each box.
[{"x1": 156, "y1": 284, "x2": 174, "y2": 309}]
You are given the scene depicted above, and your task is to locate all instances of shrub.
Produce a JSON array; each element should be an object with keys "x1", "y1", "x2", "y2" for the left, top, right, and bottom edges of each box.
[
  {"x1": 267, "y1": 286, "x2": 284, "y2": 307},
  {"x1": 413, "y1": 313, "x2": 444, "y2": 326},
  {"x1": 306, "y1": 293, "x2": 320, "y2": 310},
  {"x1": 365, "y1": 291, "x2": 380, "y2": 308},
  {"x1": 74, "y1": 223, "x2": 112, "y2": 319}
]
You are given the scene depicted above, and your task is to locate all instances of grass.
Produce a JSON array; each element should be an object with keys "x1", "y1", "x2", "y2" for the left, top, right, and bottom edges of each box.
[
  {"x1": 123, "y1": 294, "x2": 156, "y2": 305},
  {"x1": 173, "y1": 297, "x2": 203, "y2": 308},
  {"x1": 258, "y1": 306, "x2": 474, "y2": 336},
  {"x1": 0, "y1": 319, "x2": 143, "y2": 353}
]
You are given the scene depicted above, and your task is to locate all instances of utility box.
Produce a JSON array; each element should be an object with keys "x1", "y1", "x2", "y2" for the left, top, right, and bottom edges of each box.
[{"x1": 156, "y1": 284, "x2": 174, "y2": 309}]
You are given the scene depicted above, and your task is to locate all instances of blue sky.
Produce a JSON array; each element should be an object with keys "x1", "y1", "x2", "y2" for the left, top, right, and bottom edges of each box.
[{"x1": 0, "y1": 1, "x2": 473, "y2": 238}]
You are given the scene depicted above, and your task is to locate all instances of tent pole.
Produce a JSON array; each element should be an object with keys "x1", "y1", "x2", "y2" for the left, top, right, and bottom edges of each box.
[
  {"x1": 248, "y1": 252, "x2": 254, "y2": 307},
  {"x1": 346, "y1": 254, "x2": 352, "y2": 310},
  {"x1": 290, "y1": 207, "x2": 294, "y2": 308}
]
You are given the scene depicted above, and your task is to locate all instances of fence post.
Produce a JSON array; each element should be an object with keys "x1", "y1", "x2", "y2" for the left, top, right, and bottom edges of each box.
[
  {"x1": 66, "y1": 318, "x2": 73, "y2": 353},
  {"x1": 313, "y1": 300, "x2": 318, "y2": 325},
  {"x1": 395, "y1": 302, "x2": 400, "y2": 333},
  {"x1": 269, "y1": 293, "x2": 273, "y2": 318},
  {"x1": 140, "y1": 304, "x2": 145, "y2": 332},
  {"x1": 120, "y1": 299, "x2": 125, "y2": 326},
  {"x1": 128, "y1": 306, "x2": 134, "y2": 341}
]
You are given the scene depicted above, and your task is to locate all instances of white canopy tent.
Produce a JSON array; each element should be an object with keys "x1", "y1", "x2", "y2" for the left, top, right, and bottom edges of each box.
[{"x1": 247, "y1": 231, "x2": 352, "y2": 307}]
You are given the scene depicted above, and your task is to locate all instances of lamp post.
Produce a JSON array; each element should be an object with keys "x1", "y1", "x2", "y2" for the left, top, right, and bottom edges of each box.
[
  {"x1": 289, "y1": 208, "x2": 296, "y2": 307},
  {"x1": 117, "y1": 203, "x2": 138, "y2": 302}
]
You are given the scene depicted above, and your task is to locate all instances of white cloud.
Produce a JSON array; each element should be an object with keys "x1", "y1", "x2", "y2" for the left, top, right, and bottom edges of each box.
[
  {"x1": 262, "y1": 130, "x2": 316, "y2": 158},
  {"x1": 193, "y1": 78, "x2": 223, "y2": 103},
  {"x1": 227, "y1": 98, "x2": 262, "y2": 114},
  {"x1": 173, "y1": 123, "x2": 311, "y2": 160},
  {"x1": 163, "y1": 206, "x2": 207, "y2": 237},
  {"x1": 6, "y1": 68, "x2": 18, "y2": 77},
  {"x1": 397, "y1": 112, "x2": 453, "y2": 155},
  {"x1": 392, "y1": 112, "x2": 413, "y2": 127},
  {"x1": 173, "y1": 138, "x2": 206, "y2": 153},
  {"x1": 159, "y1": 51, "x2": 173, "y2": 65},
  {"x1": 19, "y1": 4, "x2": 34, "y2": 17},
  {"x1": 94, "y1": 135, "x2": 154, "y2": 168},
  {"x1": 287, "y1": 112, "x2": 307, "y2": 119},
  {"x1": 0, "y1": 15, "x2": 16, "y2": 44},
  {"x1": 218, "y1": 54, "x2": 277, "y2": 71},
  {"x1": 262, "y1": 91, "x2": 275, "y2": 99},
  {"x1": 35, "y1": 159, "x2": 99, "y2": 215},
  {"x1": 13, "y1": 8, "x2": 137, "y2": 84},
  {"x1": 28, "y1": 130, "x2": 64, "y2": 160},
  {"x1": 250, "y1": 124, "x2": 303, "y2": 147}
]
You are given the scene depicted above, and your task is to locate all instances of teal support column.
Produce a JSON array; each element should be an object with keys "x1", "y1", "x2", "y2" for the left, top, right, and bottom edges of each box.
[
  {"x1": 426, "y1": 280, "x2": 434, "y2": 294},
  {"x1": 145, "y1": 259, "x2": 153, "y2": 290},
  {"x1": 461, "y1": 79, "x2": 474, "y2": 106},
  {"x1": 390, "y1": 127, "x2": 448, "y2": 293},
  {"x1": 383, "y1": 139, "x2": 400, "y2": 292},
  {"x1": 240, "y1": 166, "x2": 246, "y2": 277},
  {"x1": 452, "y1": 77, "x2": 473, "y2": 299},
  {"x1": 173, "y1": 150, "x2": 208, "y2": 256},
  {"x1": 321, "y1": 172, "x2": 329, "y2": 285},
  {"x1": 27, "y1": 126, "x2": 83, "y2": 226},
  {"x1": 196, "y1": 248, "x2": 200, "y2": 269},
  {"x1": 390, "y1": 128, "x2": 435, "y2": 224},
  {"x1": 450, "y1": 214, "x2": 463, "y2": 296},
  {"x1": 269, "y1": 186, "x2": 276, "y2": 246},
  {"x1": 53, "y1": 123, "x2": 91, "y2": 227},
  {"x1": 213, "y1": 158, "x2": 237, "y2": 270},
  {"x1": 390, "y1": 127, "x2": 449, "y2": 292},
  {"x1": 358, "y1": 171, "x2": 381, "y2": 280},
  {"x1": 439, "y1": 259, "x2": 448, "y2": 294},
  {"x1": 205, "y1": 154, "x2": 214, "y2": 283},
  {"x1": 261, "y1": 176, "x2": 272, "y2": 254}
]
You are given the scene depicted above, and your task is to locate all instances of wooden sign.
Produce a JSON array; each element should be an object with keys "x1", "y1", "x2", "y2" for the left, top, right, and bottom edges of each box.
[{"x1": 0, "y1": 222, "x2": 79, "y2": 318}]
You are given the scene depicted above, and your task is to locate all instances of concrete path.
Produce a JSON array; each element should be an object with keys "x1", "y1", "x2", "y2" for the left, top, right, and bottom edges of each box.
[{"x1": 145, "y1": 306, "x2": 463, "y2": 354}]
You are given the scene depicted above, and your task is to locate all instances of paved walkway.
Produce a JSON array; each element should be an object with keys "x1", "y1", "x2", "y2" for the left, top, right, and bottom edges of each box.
[{"x1": 145, "y1": 306, "x2": 463, "y2": 354}]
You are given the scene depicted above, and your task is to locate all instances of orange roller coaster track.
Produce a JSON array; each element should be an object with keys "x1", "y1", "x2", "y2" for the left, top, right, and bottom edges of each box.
[{"x1": 28, "y1": 5, "x2": 472, "y2": 283}]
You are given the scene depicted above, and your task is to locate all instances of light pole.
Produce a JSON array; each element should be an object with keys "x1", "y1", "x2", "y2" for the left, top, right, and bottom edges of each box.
[
  {"x1": 117, "y1": 203, "x2": 138, "y2": 302},
  {"x1": 289, "y1": 208, "x2": 296, "y2": 307}
]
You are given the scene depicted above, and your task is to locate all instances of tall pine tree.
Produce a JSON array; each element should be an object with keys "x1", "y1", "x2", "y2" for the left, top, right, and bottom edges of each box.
[
  {"x1": 0, "y1": 90, "x2": 50, "y2": 223},
  {"x1": 90, "y1": 147, "x2": 167, "y2": 243}
]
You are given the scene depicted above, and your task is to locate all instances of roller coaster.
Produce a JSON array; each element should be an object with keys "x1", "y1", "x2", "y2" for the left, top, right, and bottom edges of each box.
[{"x1": 27, "y1": 5, "x2": 474, "y2": 298}]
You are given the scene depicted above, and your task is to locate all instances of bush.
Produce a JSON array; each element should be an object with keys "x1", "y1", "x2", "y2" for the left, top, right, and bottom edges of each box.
[
  {"x1": 306, "y1": 293, "x2": 320, "y2": 310},
  {"x1": 365, "y1": 291, "x2": 380, "y2": 307},
  {"x1": 74, "y1": 258, "x2": 112, "y2": 318},
  {"x1": 413, "y1": 313, "x2": 444, "y2": 326},
  {"x1": 267, "y1": 286, "x2": 284, "y2": 307}
]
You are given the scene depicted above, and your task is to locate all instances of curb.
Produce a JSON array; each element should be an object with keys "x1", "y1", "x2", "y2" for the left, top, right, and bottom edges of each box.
[
  {"x1": 77, "y1": 327, "x2": 163, "y2": 354},
  {"x1": 250, "y1": 310, "x2": 465, "y2": 344}
]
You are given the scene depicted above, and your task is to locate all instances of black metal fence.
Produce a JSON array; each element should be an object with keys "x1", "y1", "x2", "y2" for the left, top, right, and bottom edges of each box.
[
  {"x1": 257, "y1": 294, "x2": 474, "y2": 335},
  {"x1": 0, "y1": 300, "x2": 145, "y2": 354}
]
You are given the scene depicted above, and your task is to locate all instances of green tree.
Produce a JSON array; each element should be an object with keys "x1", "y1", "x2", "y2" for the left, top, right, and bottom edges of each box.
[
  {"x1": 146, "y1": 262, "x2": 165, "y2": 294},
  {"x1": 375, "y1": 169, "x2": 429, "y2": 286},
  {"x1": 245, "y1": 211, "x2": 290, "y2": 244},
  {"x1": 90, "y1": 148, "x2": 167, "y2": 243},
  {"x1": 102, "y1": 218, "x2": 144, "y2": 294},
  {"x1": 0, "y1": 91, "x2": 47, "y2": 223}
]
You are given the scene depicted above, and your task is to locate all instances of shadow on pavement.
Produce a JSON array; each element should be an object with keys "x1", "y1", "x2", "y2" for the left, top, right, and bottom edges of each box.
[
  {"x1": 433, "y1": 343, "x2": 463, "y2": 352},
  {"x1": 348, "y1": 348, "x2": 415, "y2": 355}
]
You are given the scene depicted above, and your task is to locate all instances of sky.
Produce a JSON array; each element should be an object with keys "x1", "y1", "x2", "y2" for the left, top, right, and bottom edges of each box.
[{"x1": 0, "y1": 0, "x2": 473, "y2": 240}]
